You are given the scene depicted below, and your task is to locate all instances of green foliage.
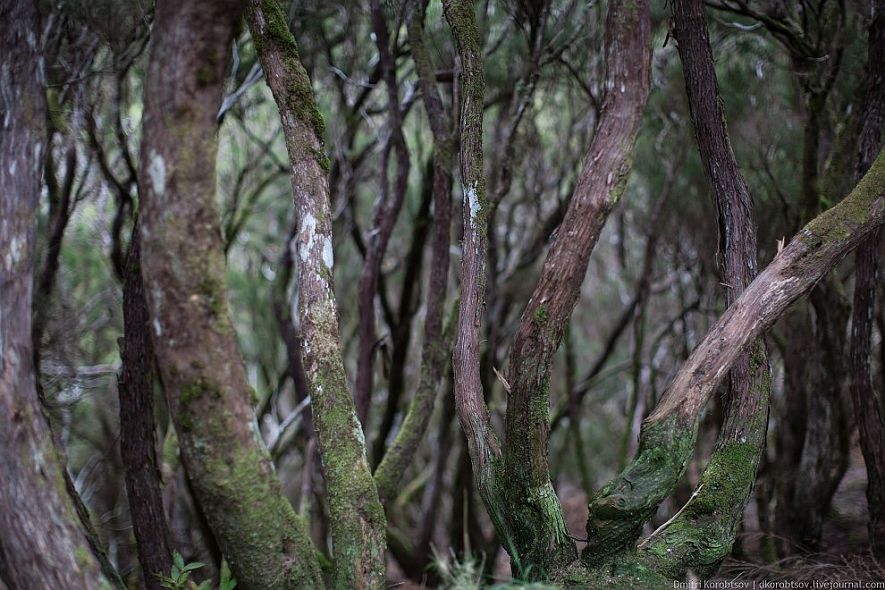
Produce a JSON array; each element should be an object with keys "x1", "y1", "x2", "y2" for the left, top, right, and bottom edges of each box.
[{"x1": 156, "y1": 552, "x2": 236, "y2": 590}]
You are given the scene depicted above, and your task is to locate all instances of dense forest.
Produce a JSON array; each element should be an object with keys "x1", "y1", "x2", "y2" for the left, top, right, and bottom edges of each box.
[{"x1": 1, "y1": 0, "x2": 883, "y2": 588}]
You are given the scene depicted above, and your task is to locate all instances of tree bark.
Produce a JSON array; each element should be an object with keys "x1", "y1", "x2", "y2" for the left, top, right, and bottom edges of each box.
[
  {"x1": 118, "y1": 224, "x2": 174, "y2": 589},
  {"x1": 246, "y1": 1, "x2": 387, "y2": 587},
  {"x1": 373, "y1": 0, "x2": 455, "y2": 506},
  {"x1": 636, "y1": 1, "x2": 770, "y2": 576},
  {"x1": 443, "y1": 0, "x2": 522, "y2": 569},
  {"x1": 0, "y1": 1, "x2": 110, "y2": 586},
  {"x1": 502, "y1": 0, "x2": 651, "y2": 574},
  {"x1": 791, "y1": 282, "x2": 851, "y2": 548},
  {"x1": 583, "y1": 149, "x2": 885, "y2": 565},
  {"x1": 137, "y1": 0, "x2": 322, "y2": 587},
  {"x1": 848, "y1": 0, "x2": 885, "y2": 560}
]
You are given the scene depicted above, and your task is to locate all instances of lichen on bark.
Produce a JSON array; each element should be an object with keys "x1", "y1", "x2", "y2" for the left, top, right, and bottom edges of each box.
[
  {"x1": 137, "y1": 1, "x2": 323, "y2": 588},
  {"x1": 246, "y1": 0, "x2": 388, "y2": 586}
]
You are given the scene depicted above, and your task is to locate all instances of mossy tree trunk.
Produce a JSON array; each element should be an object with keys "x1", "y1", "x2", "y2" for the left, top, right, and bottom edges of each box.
[
  {"x1": 245, "y1": 1, "x2": 387, "y2": 587},
  {"x1": 137, "y1": 0, "x2": 322, "y2": 588},
  {"x1": 502, "y1": 0, "x2": 652, "y2": 575},
  {"x1": 445, "y1": 0, "x2": 653, "y2": 578},
  {"x1": 584, "y1": 150, "x2": 885, "y2": 572},
  {"x1": 636, "y1": 0, "x2": 771, "y2": 576},
  {"x1": 443, "y1": 0, "x2": 518, "y2": 565},
  {"x1": 372, "y1": 0, "x2": 455, "y2": 507},
  {"x1": 0, "y1": 1, "x2": 112, "y2": 586}
]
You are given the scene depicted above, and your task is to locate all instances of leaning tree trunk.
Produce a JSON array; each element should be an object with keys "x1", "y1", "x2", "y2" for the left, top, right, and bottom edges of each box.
[
  {"x1": 634, "y1": 0, "x2": 771, "y2": 578},
  {"x1": 0, "y1": 1, "x2": 110, "y2": 587},
  {"x1": 582, "y1": 149, "x2": 885, "y2": 575},
  {"x1": 245, "y1": 0, "x2": 388, "y2": 587},
  {"x1": 444, "y1": 0, "x2": 653, "y2": 578},
  {"x1": 500, "y1": 0, "x2": 652, "y2": 575},
  {"x1": 137, "y1": 0, "x2": 322, "y2": 588}
]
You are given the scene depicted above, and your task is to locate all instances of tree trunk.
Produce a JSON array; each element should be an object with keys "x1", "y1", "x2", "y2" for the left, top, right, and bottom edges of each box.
[
  {"x1": 246, "y1": 1, "x2": 387, "y2": 587},
  {"x1": 137, "y1": 1, "x2": 322, "y2": 587},
  {"x1": 353, "y1": 0, "x2": 412, "y2": 429},
  {"x1": 0, "y1": 1, "x2": 110, "y2": 586},
  {"x1": 584, "y1": 150, "x2": 885, "y2": 565},
  {"x1": 791, "y1": 283, "x2": 851, "y2": 548},
  {"x1": 373, "y1": 0, "x2": 455, "y2": 506},
  {"x1": 443, "y1": 0, "x2": 519, "y2": 571},
  {"x1": 848, "y1": 0, "x2": 885, "y2": 560},
  {"x1": 118, "y1": 224, "x2": 174, "y2": 589},
  {"x1": 501, "y1": 0, "x2": 652, "y2": 575},
  {"x1": 636, "y1": 0, "x2": 771, "y2": 577}
]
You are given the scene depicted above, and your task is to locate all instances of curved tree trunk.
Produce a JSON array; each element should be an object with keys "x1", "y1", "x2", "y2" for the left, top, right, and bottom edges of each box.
[
  {"x1": 443, "y1": 0, "x2": 519, "y2": 571},
  {"x1": 0, "y1": 1, "x2": 110, "y2": 586},
  {"x1": 584, "y1": 149, "x2": 885, "y2": 567},
  {"x1": 502, "y1": 0, "x2": 651, "y2": 575},
  {"x1": 445, "y1": 0, "x2": 652, "y2": 578},
  {"x1": 137, "y1": 1, "x2": 322, "y2": 587},
  {"x1": 637, "y1": 0, "x2": 770, "y2": 577}
]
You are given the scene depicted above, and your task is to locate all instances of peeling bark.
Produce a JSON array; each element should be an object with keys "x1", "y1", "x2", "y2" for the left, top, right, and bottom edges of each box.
[
  {"x1": 137, "y1": 1, "x2": 322, "y2": 587},
  {"x1": 0, "y1": 1, "x2": 110, "y2": 586},
  {"x1": 246, "y1": 1, "x2": 387, "y2": 587}
]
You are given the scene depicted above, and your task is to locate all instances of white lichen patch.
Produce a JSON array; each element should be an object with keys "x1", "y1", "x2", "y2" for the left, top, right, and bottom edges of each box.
[
  {"x1": 322, "y1": 236, "x2": 334, "y2": 269},
  {"x1": 466, "y1": 183, "x2": 481, "y2": 226},
  {"x1": 4, "y1": 233, "x2": 24, "y2": 269},
  {"x1": 352, "y1": 414, "x2": 367, "y2": 449},
  {"x1": 148, "y1": 150, "x2": 166, "y2": 196},
  {"x1": 300, "y1": 212, "x2": 318, "y2": 262}
]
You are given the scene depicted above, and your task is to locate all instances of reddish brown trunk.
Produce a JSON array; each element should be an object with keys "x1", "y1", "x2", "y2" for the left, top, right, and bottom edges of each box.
[
  {"x1": 138, "y1": 1, "x2": 322, "y2": 587},
  {"x1": 503, "y1": 0, "x2": 651, "y2": 572}
]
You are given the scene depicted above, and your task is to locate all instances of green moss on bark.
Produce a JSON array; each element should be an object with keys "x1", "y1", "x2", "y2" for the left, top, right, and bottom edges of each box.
[
  {"x1": 250, "y1": 0, "x2": 326, "y2": 143},
  {"x1": 639, "y1": 339, "x2": 770, "y2": 579},
  {"x1": 583, "y1": 413, "x2": 697, "y2": 564}
]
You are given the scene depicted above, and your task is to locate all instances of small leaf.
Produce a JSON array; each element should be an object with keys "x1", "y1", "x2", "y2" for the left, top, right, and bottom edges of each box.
[{"x1": 182, "y1": 562, "x2": 205, "y2": 572}]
